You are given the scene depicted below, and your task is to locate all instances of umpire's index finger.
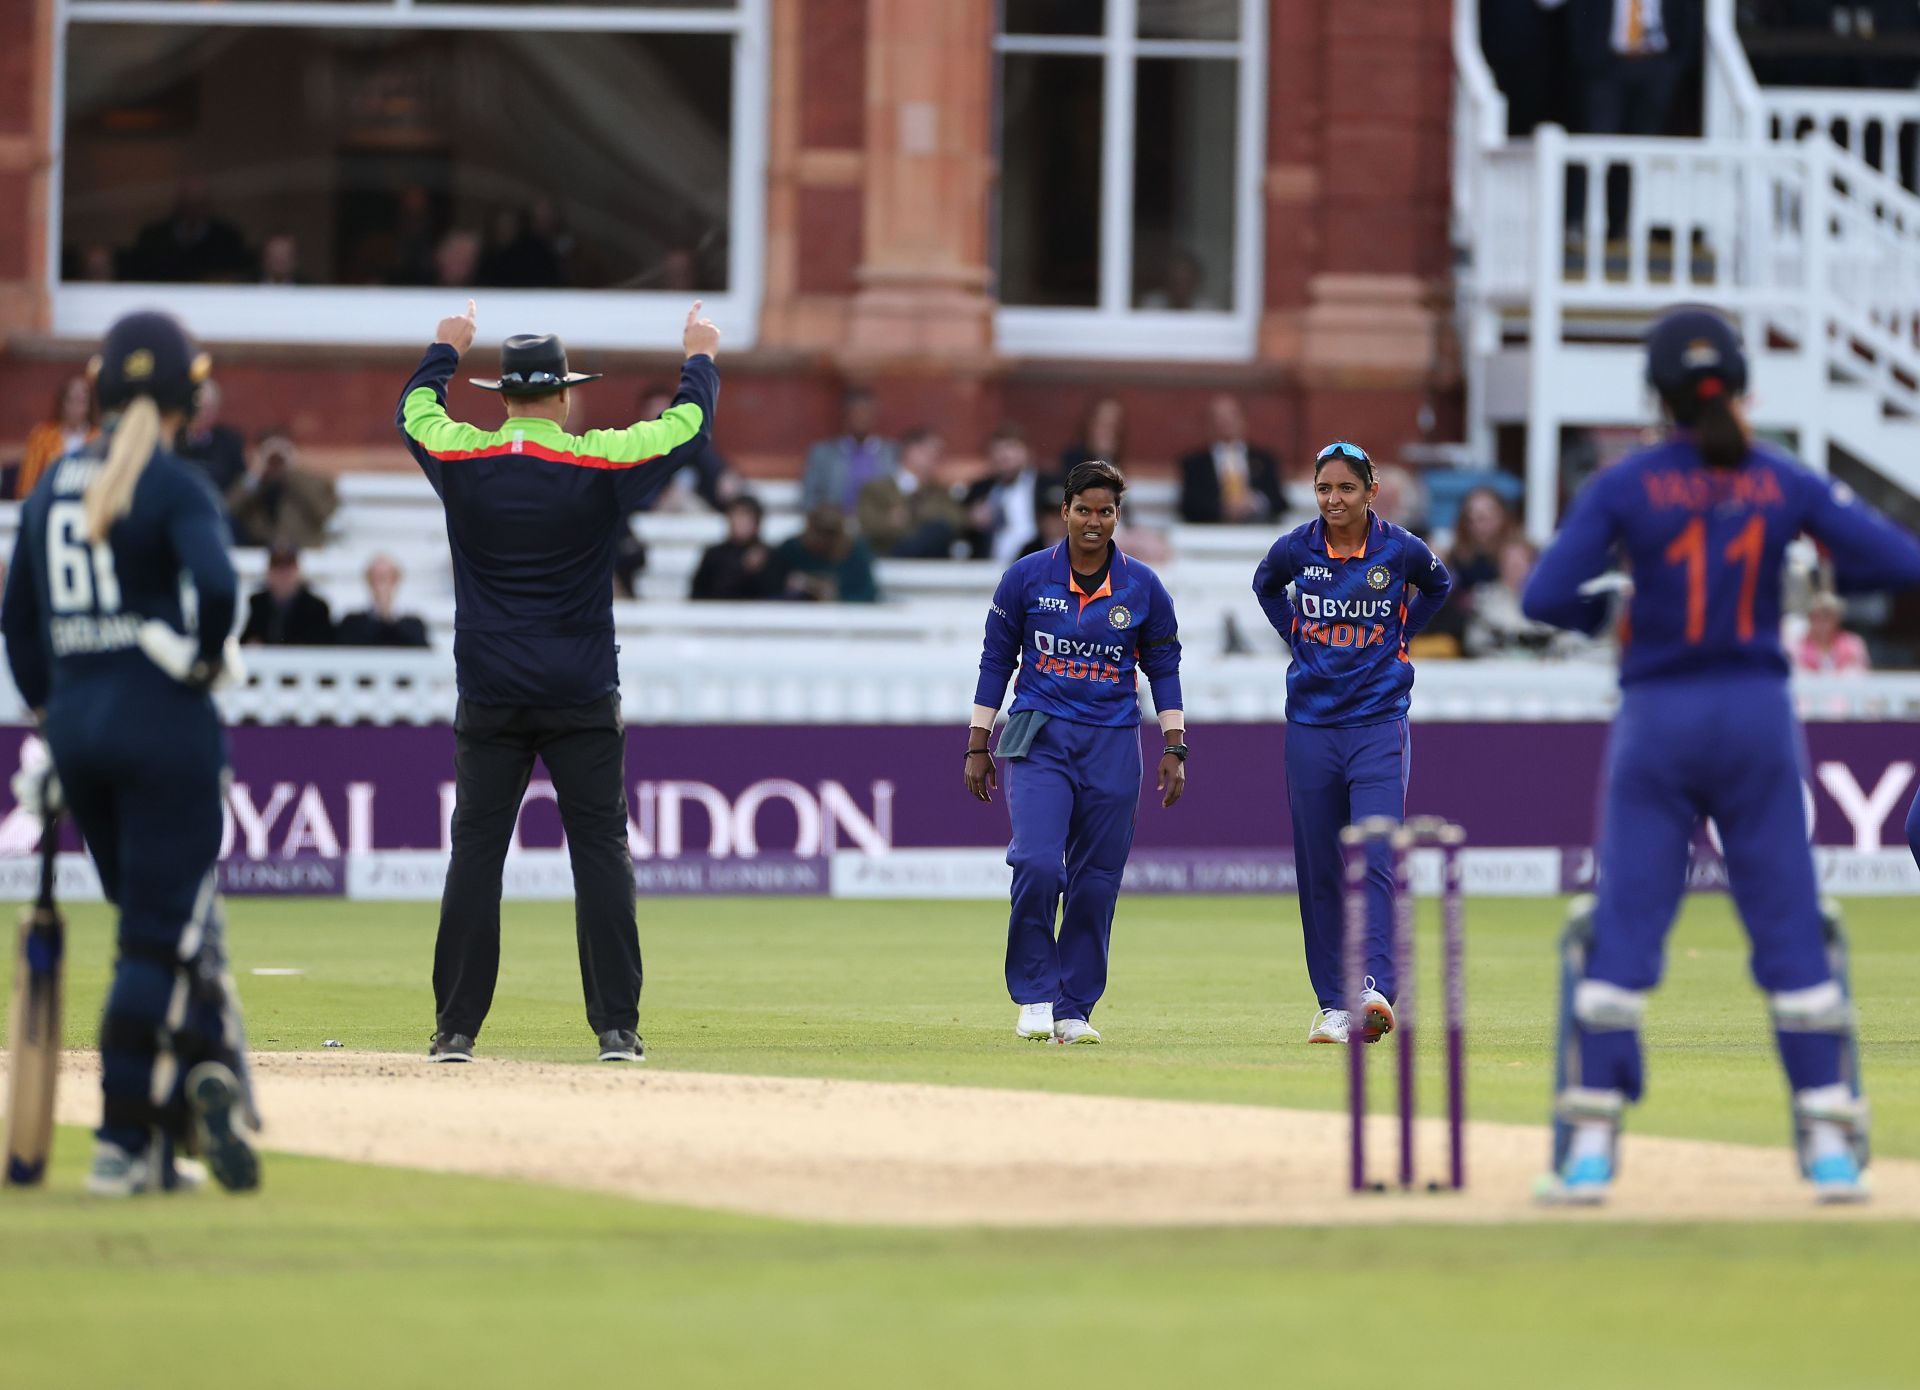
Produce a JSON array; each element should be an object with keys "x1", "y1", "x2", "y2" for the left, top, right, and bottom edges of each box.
[
  {"x1": 687, "y1": 299, "x2": 703, "y2": 327},
  {"x1": 466, "y1": 298, "x2": 477, "y2": 321}
]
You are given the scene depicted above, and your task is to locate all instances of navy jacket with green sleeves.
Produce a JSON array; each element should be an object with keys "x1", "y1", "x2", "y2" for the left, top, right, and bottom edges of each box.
[
  {"x1": 395, "y1": 344, "x2": 718, "y2": 707},
  {"x1": 974, "y1": 542, "x2": 1183, "y2": 726}
]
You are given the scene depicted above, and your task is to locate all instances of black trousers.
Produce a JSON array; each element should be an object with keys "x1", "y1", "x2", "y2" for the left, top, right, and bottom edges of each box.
[{"x1": 433, "y1": 696, "x2": 640, "y2": 1038}]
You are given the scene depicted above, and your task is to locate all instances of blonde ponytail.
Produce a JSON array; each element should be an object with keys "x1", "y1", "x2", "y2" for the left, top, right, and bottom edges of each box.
[{"x1": 84, "y1": 395, "x2": 162, "y2": 543}]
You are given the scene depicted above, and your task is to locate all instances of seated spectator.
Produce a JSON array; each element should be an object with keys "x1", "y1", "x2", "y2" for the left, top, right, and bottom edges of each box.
[
  {"x1": 965, "y1": 422, "x2": 1060, "y2": 562},
  {"x1": 175, "y1": 380, "x2": 249, "y2": 500},
  {"x1": 690, "y1": 495, "x2": 785, "y2": 601},
  {"x1": 1793, "y1": 593, "x2": 1871, "y2": 673},
  {"x1": 637, "y1": 383, "x2": 738, "y2": 512},
  {"x1": 1429, "y1": 486, "x2": 1520, "y2": 643},
  {"x1": 478, "y1": 206, "x2": 562, "y2": 288},
  {"x1": 17, "y1": 375, "x2": 97, "y2": 499},
  {"x1": 227, "y1": 430, "x2": 338, "y2": 550},
  {"x1": 802, "y1": 387, "x2": 898, "y2": 514},
  {"x1": 1465, "y1": 539, "x2": 1557, "y2": 657},
  {"x1": 125, "y1": 177, "x2": 253, "y2": 283},
  {"x1": 776, "y1": 504, "x2": 880, "y2": 603},
  {"x1": 856, "y1": 427, "x2": 968, "y2": 558},
  {"x1": 1138, "y1": 246, "x2": 1223, "y2": 311},
  {"x1": 1371, "y1": 462, "x2": 1430, "y2": 535},
  {"x1": 258, "y1": 232, "x2": 306, "y2": 286},
  {"x1": 434, "y1": 229, "x2": 482, "y2": 289},
  {"x1": 1060, "y1": 395, "x2": 1127, "y2": 474},
  {"x1": 240, "y1": 546, "x2": 334, "y2": 646},
  {"x1": 1178, "y1": 395, "x2": 1287, "y2": 524},
  {"x1": 333, "y1": 554, "x2": 431, "y2": 648},
  {"x1": 1018, "y1": 493, "x2": 1070, "y2": 559}
]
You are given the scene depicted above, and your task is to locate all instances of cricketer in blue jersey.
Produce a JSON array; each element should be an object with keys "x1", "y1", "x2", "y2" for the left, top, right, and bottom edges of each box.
[
  {"x1": 1252, "y1": 441, "x2": 1452, "y2": 1045},
  {"x1": 1523, "y1": 306, "x2": 1920, "y2": 1205},
  {"x1": 0, "y1": 311, "x2": 259, "y2": 1195},
  {"x1": 968, "y1": 462, "x2": 1186, "y2": 1044}
]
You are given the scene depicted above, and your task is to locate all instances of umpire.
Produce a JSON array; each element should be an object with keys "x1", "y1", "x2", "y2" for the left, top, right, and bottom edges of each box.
[{"x1": 396, "y1": 299, "x2": 721, "y2": 1064}]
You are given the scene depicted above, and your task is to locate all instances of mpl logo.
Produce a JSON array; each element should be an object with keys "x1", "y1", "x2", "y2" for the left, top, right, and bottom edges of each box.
[
  {"x1": 1036, "y1": 596, "x2": 1069, "y2": 613},
  {"x1": 1301, "y1": 566, "x2": 1333, "y2": 582}
]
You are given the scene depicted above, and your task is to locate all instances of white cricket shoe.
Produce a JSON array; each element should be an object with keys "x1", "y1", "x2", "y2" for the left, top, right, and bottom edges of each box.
[
  {"x1": 1052, "y1": 1018, "x2": 1101, "y2": 1045},
  {"x1": 1307, "y1": 1008, "x2": 1350, "y2": 1044},
  {"x1": 1358, "y1": 981, "x2": 1395, "y2": 1042},
  {"x1": 1015, "y1": 1002, "x2": 1055, "y2": 1040},
  {"x1": 86, "y1": 1141, "x2": 207, "y2": 1196}
]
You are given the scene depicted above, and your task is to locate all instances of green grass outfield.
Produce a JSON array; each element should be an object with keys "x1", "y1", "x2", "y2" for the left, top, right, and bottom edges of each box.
[{"x1": 2, "y1": 894, "x2": 1917, "y2": 1388}]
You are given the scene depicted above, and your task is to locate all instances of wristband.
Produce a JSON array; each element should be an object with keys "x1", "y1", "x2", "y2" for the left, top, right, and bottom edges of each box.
[
  {"x1": 965, "y1": 748, "x2": 993, "y2": 761},
  {"x1": 1161, "y1": 743, "x2": 1188, "y2": 762}
]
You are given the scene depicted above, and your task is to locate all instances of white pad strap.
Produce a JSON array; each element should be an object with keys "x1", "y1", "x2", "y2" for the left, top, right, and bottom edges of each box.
[
  {"x1": 1573, "y1": 980, "x2": 1647, "y2": 1030},
  {"x1": 1771, "y1": 981, "x2": 1852, "y2": 1034}
]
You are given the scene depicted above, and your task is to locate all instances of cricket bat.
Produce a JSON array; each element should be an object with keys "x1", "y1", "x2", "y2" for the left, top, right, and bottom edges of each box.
[{"x1": 4, "y1": 807, "x2": 63, "y2": 1187}]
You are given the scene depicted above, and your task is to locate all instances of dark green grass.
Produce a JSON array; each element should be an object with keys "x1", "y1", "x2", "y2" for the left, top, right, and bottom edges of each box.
[
  {"x1": 2, "y1": 1132, "x2": 1917, "y2": 1390},
  {"x1": 9, "y1": 894, "x2": 1915, "y2": 1154}
]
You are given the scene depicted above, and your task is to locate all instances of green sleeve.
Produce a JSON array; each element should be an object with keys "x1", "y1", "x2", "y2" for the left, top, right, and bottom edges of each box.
[
  {"x1": 574, "y1": 402, "x2": 705, "y2": 466},
  {"x1": 402, "y1": 387, "x2": 500, "y2": 457}
]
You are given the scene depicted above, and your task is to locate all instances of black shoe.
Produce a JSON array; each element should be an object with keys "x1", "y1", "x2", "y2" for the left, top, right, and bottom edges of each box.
[
  {"x1": 186, "y1": 1063, "x2": 261, "y2": 1193},
  {"x1": 597, "y1": 1029, "x2": 644, "y2": 1062},
  {"x1": 429, "y1": 1031, "x2": 475, "y2": 1063}
]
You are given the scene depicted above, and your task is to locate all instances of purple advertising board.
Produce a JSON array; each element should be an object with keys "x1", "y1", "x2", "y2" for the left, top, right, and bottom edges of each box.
[{"x1": 0, "y1": 723, "x2": 1913, "y2": 895}]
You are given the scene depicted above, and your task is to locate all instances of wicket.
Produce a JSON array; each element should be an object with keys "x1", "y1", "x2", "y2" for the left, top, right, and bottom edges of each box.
[{"x1": 1339, "y1": 814, "x2": 1467, "y2": 1194}]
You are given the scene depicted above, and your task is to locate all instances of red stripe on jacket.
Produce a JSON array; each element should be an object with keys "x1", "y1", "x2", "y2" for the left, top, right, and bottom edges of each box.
[{"x1": 422, "y1": 437, "x2": 662, "y2": 471}]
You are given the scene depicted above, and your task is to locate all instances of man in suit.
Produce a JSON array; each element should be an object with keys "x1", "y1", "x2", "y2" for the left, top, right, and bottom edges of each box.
[
  {"x1": 801, "y1": 386, "x2": 898, "y2": 515},
  {"x1": 1177, "y1": 395, "x2": 1287, "y2": 525},
  {"x1": 396, "y1": 299, "x2": 720, "y2": 1066},
  {"x1": 239, "y1": 545, "x2": 334, "y2": 646}
]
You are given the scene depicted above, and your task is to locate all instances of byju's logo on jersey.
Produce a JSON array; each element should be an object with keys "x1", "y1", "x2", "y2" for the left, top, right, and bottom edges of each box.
[
  {"x1": 1366, "y1": 565, "x2": 1391, "y2": 590},
  {"x1": 1301, "y1": 565, "x2": 1333, "y2": 582},
  {"x1": 1108, "y1": 605, "x2": 1132, "y2": 630}
]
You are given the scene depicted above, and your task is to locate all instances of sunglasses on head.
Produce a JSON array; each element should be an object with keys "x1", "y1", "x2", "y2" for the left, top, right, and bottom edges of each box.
[{"x1": 1316, "y1": 441, "x2": 1370, "y2": 466}]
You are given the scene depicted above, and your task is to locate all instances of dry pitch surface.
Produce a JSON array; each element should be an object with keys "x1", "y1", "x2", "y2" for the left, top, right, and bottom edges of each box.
[{"x1": 29, "y1": 1050, "x2": 1920, "y2": 1226}]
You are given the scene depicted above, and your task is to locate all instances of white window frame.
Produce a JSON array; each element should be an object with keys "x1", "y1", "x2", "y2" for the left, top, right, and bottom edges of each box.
[
  {"x1": 993, "y1": 0, "x2": 1266, "y2": 362},
  {"x1": 49, "y1": 0, "x2": 769, "y2": 350}
]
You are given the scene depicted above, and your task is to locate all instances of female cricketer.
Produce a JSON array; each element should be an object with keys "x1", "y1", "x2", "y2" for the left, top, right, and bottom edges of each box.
[
  {"x1": 965, "y1": 461, "x2": 1186, "y2": 1045},
  {"x1": 1251, "y1": 441, "x2": 1453, "y2": 1045},
  {"x1": 1, "y1": 311, "x2": 259, "y2": 1196},
  {"x1": 1523, "y1": 306, "x2": 1920, "y2": 1204}
]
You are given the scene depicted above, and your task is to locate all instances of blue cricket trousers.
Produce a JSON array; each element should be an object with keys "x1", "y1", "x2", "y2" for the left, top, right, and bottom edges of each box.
[
  {"x1": 45, "y1": 678, "x2": 234, "y2": 1152},
  {"x1": 1003, "y1": 718, "x2": 1141, "y2": 1022},
  {"x1": 1907, "y1": 783, "x2": 1920, "y2": 871},
  {"x1": 1581, "y1": 675, "x2": 1840, "y2": 1099},
  {"x1": 1285, "y1": 718, "x2": 1409, "y2": 1008}
]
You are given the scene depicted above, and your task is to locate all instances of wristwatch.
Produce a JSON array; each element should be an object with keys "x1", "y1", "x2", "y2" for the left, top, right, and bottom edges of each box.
[{"x1": 1161, "y1": 742, "x2": 1188, "y2": 762}]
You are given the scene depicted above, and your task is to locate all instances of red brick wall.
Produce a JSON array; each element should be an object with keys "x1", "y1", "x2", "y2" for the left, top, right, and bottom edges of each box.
[{"x1": 799, "y1": 0, "x2": 867, "y2": 150}]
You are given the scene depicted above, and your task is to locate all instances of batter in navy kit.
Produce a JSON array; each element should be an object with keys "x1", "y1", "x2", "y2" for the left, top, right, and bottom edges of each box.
[
  {"x1": 966, "y1": 461, "x2": 1188, "y2": 1046},
  {"x1": 1524, "y1": 305, "x2": 1920, "y2": 1205},
  {"x1": 397, "y1": 300, "x2": 720, "y2": 1065},
  {"x1": 1, "y1": 310, "x2": 260, "y2": 1196},
  {"x1": 1251, "y1": 441, "x2": 1453, "y2": 1047}
]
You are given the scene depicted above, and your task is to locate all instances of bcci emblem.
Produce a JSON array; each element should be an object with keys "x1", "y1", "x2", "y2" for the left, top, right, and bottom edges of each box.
[
  {"x1": 1108, "y1": 605, "x2": 1132, "y2": 630},
  {"x1": 1366, "y1": 565, "x2": 1391, "y2": 591}
]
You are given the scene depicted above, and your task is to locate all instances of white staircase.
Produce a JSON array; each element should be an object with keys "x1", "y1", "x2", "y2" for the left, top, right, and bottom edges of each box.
[{"x1": 1455, "y1": 0, "x2": 1920, "y2": 538}]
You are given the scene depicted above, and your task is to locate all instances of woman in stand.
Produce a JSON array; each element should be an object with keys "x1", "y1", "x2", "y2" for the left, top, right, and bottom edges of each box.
[
  {"x1": 966, "y1": 461, "x2": 1186, "y2": 1045},
  {"x1": 1251, "y1": 441, "x2": 1453, "y2": 1045}
]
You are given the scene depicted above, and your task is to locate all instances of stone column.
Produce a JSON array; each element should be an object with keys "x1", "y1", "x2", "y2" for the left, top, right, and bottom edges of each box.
[
  {"x1": 841, "y1": 0, "x2": 995, "y2": 367},
  {"x1": 0, "y1": 0, "x2": 55, "y2": 341}
]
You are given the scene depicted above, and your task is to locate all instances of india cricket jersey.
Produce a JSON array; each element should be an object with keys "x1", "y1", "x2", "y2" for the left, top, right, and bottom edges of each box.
[
  {"x1": 1252, "y1": 512, "x2": 1452, "y2": 726},
  {"x1": 1524, "y1": 438, "x2": 1920, "y2": 686},
  {"x1": 974, "y1": 542, "x2": 1183, "y2": 725}
]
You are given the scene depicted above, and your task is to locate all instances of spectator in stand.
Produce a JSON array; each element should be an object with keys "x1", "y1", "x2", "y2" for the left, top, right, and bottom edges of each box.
[
  {"x1": 777, "y1": 504, "x2": 880, "y2": 603},
  {"x1": 479, "y1": 206, "x2": 563, "y2": 289},
  {"x1": 1465, "y1": 538, "x2": 1557, "y2": 657},
  {"x1": 240, "y1": 545, "x2": 334, "y2": 646},
  {"x1": 1793, "y1": 592, "x2": 1872, "y2": 673},
  {"x1": 365, "y1": 186, "x2": 439, "y2": 287},
  {"x1": 1178, "y1": 395, "x2": 1287, "y2": 524},
  {"x1": 258, "y1": 232, "x2": 306, "y2": 286},
  {"x1": 434, "y1": 230, "x2": 482, "y2": 290},
  {"x1": 965, "y1": 422, "x2": 1060, "y2": 562},
  {"x1": 857, "y1": 427, "x2": 968, "y2": 558},
  {"x1": 16, "y1": 375, "x2": 97, "y2": 499},
  {"x1": 125, "y1": 177, "x2": 253, "y2": 283},
  {"x1": 802, "y1": 387, "x2": 898, "y2": 514},
  {"x1": 529, "y1": 198, "x2": 578, "y2": 285},
  {"x1": 636, "y1": 383, "x2": 736, "y2": 512},
  {"x1": 1370, "y1": 462, "x2": 1430, "y2": 535},
  {"x1": 175, "y1": 379, "x2": 249, "y2": 501},
  {"x1": 1060, "y1": 396, "x2": 1127, "y2": 474},
  {"x1": 1019, "y1": 487, "x2": 1070, "y2": 558},
  {"x1": 334, "y1": 554, "x2": 431, "y2": 648},
  {"x1": 690, "y1": 495, "x2": 785, "y2": 601},
  {"x1": 1566, "y1": 0, "x2": 1704, "y2": 236},
  {"x1": 226, "y1": 429, "x2": 338, "y2": 550},
  {"x1": 73, "y1": 243, "x2": 116, "y2": 282},
  {"x1": 1139, "y1": 246, "x2": 1222, "y2": 311}
]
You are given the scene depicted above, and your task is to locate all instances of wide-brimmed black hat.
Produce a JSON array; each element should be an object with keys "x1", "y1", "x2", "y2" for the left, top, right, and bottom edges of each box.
[{"x1": 470, "y1": 333, "x2": 602, "y2": 396}]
